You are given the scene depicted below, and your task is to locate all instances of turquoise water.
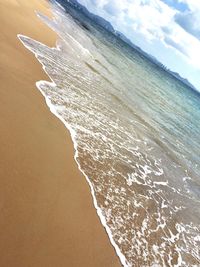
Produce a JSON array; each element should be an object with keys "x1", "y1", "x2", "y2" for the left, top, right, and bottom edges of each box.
[{"x1": 19, "y1": 2, "x2": 200, "y2": 266}]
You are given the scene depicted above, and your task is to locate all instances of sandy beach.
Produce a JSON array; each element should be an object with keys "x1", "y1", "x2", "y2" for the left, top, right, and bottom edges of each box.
[{"x1": 0, "y1": 0, "x2": 121, "y2": 266}]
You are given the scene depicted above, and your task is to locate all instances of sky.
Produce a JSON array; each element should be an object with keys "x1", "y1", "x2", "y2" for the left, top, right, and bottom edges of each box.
[{"x1": 77, "y1": 0, "x2": 200, "y2": 90}]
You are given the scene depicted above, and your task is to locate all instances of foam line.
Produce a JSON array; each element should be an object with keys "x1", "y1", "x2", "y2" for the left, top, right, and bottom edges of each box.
[{"x1": 17, "y1": 34, "x2": 130, "y2": 267}]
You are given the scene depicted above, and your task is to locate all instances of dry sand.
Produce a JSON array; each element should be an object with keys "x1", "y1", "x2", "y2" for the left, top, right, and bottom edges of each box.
[{"x1": 0, "y1": 0, "x2": 121, "y2": 266}]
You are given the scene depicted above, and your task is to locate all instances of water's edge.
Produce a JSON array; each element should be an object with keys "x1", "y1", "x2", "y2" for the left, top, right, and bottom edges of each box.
[{"x1": 17, "y1": 34, "x2": 128, "y2": 267}]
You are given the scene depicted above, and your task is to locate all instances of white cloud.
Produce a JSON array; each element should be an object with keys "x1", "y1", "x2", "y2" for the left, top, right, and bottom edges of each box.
[
  {"x1": 178, "y1": 0, "x2": 200, "y2": 11},
  {"x1": 78, "y1": 0, "x2": 200, "y2": 88},
  {"x1": 175, "y1": 10, "x2": 200, "y2": 40}
]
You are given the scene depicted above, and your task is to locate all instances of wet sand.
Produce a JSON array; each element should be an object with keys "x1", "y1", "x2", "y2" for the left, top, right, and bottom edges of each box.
[{"x1": 0, "y1": 0, "x2": 121, "y2": 266}]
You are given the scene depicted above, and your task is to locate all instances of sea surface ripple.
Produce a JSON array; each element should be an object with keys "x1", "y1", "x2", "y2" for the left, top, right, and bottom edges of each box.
[{"x1": 18, "y1": 2, "x2": 200, "y2": 266}]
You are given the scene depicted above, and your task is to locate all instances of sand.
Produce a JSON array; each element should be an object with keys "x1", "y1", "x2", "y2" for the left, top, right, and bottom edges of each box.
[{"x1": 0, "y1": 0, "x2": 121, "y2": 266}]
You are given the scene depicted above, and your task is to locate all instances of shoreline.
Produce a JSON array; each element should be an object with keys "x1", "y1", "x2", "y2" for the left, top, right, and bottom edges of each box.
[
  {"x1": 0, "y1": 0, "x2": 121, "y2": 266},
  {"x1": 18, "y1": 27, "x2": 128, "y2": 266}
]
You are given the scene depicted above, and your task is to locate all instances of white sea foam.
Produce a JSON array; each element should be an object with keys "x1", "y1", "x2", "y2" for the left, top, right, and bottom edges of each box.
[
  {"x1": 17, "y1": 34, "x2": 130, "y2": 267},
  {"x1": 17, "y1": 2, "x2": 200, "y2": 266}
]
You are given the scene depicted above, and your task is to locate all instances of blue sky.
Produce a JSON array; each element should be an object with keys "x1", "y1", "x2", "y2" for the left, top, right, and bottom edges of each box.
[
  {"x1": 78, "y1": 0, "x2": 200, "y2": 90},
  {"x1": 159, "y1": 0, "x2": 189, "y2": 12}
]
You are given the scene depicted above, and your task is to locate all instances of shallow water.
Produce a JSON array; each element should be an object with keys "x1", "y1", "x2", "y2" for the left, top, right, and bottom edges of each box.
[{"x1": 19, "y1": 2, "x2": 200, "y2": 266}]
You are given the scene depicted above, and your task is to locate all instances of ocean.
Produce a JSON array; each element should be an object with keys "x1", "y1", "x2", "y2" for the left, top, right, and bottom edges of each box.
[{"x1": 18, "y1": 2, "x2": 200, "y2": 266}]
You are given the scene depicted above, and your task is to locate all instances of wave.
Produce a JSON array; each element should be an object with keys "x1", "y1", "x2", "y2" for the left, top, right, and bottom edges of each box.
[{"x1": 17, "y1": 2, "x2": 200, "y2": 266}]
